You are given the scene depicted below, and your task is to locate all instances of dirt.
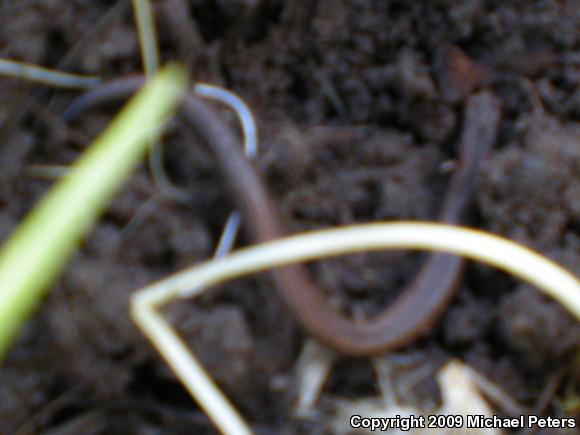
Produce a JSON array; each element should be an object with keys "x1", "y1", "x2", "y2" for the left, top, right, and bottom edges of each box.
[{"x1": 0, "y1": 0, "x2": 579, "y2": 434}]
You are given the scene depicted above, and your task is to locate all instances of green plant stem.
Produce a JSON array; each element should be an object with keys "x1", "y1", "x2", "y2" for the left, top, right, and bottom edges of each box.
[{"x1": 0, "y1": 64, "x2": 187, "y2": 359}]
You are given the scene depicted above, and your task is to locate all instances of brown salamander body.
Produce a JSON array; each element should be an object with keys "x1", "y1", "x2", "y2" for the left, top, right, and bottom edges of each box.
[{"x1": 64, "y1": 79, "x2": 501, "y2": 356}]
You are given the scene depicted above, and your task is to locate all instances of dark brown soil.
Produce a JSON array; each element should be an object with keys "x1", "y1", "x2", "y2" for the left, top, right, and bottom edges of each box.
[{"x1": 0, "y1": 1, "x2": 579, "y2": 434}]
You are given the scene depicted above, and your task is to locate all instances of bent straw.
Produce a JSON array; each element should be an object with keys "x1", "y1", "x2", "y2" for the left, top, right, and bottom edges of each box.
[
  {"x1": 131, "y1": 222, "x2": 579, "y2": 435},
  {"x1": 0, "y1": 58, "x2": 100, "y2": 89},
  {"x1": 0, "y1": 65, "x2": 187, "y2": 359},
  {"x1": 148, "y1": 224, "x2": 580, "y2": 317}
]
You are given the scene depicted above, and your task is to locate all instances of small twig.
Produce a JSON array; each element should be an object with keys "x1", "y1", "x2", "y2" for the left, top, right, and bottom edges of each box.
[
  {"x1": 132, "y1": 0, "x2": 159, "y2": 77},
  {"x1": 131, "y1": 0, "x2": 189, "y2": 202},
  {"x1": 309, "y1": 61, "x2": 348, "y2": 119},
  {"x1": 12, "y1": 384, "x2": 88, "y2": 435},
  {"x1": 293, "y1": 339, "x2": 337, "y2": 417},
  {"x1": 41, "y1": 411, "x2": 105, "y2": 435},
  {"x1": 463, "y1": 365, "x2": 528, "y2": 418},
  {"x1": 0, "y1": 58, "x2": 100, "y2": 89},
  {"x1": 57, "y1": 0, "x2": 131, "y2": 71}
]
